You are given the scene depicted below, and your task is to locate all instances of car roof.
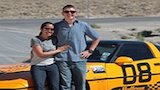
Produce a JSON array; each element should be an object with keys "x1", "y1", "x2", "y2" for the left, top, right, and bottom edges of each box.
[{"x1": 87, "y1": 40, "x2": 145, "y2": 45}]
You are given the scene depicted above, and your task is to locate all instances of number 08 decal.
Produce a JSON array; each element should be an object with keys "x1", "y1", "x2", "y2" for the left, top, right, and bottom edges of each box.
[{"x1": 122, "y1": 63, "x2": 151, "y2": 84}]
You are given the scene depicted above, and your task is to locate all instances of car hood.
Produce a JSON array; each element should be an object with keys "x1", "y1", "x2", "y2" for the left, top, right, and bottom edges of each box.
[{"x1": 0, "y1": 63, "x2": 33, "y2": 89}]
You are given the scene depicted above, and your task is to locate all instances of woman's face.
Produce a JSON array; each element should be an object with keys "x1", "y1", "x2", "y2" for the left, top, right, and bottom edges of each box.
[{"x1": 41, "y1": 24, "x2": 54, "y2": 37}]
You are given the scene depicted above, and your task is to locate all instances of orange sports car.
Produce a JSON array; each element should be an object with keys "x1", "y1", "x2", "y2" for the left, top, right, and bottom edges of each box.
[{"x1": 1, "y1": 40, "x2": 160, "y2": 90}]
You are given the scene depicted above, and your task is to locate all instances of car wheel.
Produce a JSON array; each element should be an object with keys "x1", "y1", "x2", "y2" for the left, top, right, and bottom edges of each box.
[{"x1": 71, "y1": 81, "x2": 90, "y2": 90}]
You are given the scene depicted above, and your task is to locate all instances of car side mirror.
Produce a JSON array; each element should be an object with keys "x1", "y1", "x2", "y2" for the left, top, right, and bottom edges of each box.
[{"x1": 115, "y1": 56, "x2": 133, "y2": 66}]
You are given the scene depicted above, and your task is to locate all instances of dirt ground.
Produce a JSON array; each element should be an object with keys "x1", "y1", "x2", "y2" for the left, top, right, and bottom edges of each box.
[{"x1": 1, "y1": 0, "x2": 160, "y2": 19}]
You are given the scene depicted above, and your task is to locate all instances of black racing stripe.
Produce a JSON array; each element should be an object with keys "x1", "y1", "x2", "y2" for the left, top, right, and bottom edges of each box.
[{"x1": 87, "y1": 73, "x2": 160, "y2": 81}]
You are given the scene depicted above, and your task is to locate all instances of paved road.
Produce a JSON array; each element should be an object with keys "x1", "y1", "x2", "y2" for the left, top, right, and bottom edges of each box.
[{"x1": 0, "y1": 17, "x2": 160, "y2": 64}]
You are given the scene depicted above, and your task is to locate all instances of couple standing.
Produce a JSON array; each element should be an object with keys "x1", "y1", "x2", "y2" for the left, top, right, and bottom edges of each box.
[{"x1": 30, "y1": 4, "x2": 100, "y2": 90}]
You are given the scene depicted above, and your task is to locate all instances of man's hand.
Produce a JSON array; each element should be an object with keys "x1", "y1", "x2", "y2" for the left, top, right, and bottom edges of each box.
[{"x1": 80, "y1": 50, "x2": 92, "y2": 59}]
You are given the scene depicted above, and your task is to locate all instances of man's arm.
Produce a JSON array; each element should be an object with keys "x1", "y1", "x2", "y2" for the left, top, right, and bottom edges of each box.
[
  {"x1": 89, "y1": 38, "x2": 100, "y2": 51},
  {"x1": 80, "y1": 37, "x2": 100, "y2": 59}
]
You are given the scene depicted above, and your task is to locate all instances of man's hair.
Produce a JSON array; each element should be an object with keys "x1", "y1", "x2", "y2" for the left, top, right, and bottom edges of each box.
[{"x1": 62, "y1": 4, "x2": 75, "y2": 11}]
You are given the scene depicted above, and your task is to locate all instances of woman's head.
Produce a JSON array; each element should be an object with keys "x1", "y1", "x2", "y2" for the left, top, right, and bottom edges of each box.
[{"x1": 39, "y1": 22, "x2": 54, "y2": 39}]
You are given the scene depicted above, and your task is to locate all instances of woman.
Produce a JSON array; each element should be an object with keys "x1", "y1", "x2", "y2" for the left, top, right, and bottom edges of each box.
[{"x1": 30, "y1": 22, "x2": 69, "y2": 90}]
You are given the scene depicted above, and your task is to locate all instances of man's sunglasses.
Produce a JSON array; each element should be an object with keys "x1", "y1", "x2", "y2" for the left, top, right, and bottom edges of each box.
[{"x1": 63, "y1": 10, "x2": 76, "y2": 14}]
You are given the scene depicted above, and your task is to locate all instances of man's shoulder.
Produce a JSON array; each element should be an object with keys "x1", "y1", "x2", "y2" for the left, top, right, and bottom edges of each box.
[
  {"x1": 76, "y1": 19, "x2": 86, "y2": 23},
  {"x1": 54, "y1": 20, "x2": 63, "y2": 26},
  {"x1": 76, "y1": 19, "x2": 89, "y2": 26}
]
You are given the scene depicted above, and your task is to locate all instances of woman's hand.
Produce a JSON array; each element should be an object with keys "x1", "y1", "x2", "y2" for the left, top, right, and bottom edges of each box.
[{"x1": 57, "y1": 45, "x2": 70, "y2": 52}]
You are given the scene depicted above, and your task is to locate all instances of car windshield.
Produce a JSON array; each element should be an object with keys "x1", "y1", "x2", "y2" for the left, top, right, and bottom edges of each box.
[{"x1": 87, "y1": 44, "x2": 118, "y2": 62}]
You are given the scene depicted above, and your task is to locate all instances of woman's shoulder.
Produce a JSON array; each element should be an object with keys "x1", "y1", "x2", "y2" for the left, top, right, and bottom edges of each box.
[
  {"x1": 31, "y1": 36, "x2": 39, "y2": 41},
  {"x1": 31, "y1": 36, "x2": 41, "y2": 44},
  {"x1": 30, "y1": 36, "x2": 41, "y2": 47}
]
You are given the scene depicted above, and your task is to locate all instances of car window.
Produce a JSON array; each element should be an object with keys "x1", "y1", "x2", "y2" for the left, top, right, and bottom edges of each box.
[
  {"x1": 154, "y1": 44, "x2": 160, "y2": 51},
  {"x1": 88, "y1": 44, "x2": 117, "y2": 62},
  {"x1": 116, "y1": 43, "x2": 154, "y2": 61}
]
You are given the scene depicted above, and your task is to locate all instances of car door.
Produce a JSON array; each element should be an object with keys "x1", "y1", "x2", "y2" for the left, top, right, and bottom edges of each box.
[{"x1": 86, "y1": 43, "x2": 118, "y2": 90}]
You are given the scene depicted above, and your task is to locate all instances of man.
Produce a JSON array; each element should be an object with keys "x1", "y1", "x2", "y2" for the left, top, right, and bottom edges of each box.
[{"x1": 54, "y1": 4, "x2": 100, "y2": 90}]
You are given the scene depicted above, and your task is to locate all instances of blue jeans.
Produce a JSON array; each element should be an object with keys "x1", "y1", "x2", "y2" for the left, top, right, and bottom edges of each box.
[
  {"x1": 30, "y1": 63, "x2": 60, "y2": 90},
  {"x1": 56, "y1": 61, "x2": 86, "y2": 90}
]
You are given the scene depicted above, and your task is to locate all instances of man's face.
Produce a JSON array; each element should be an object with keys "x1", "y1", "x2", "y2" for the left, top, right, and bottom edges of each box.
[{"x1": 62, "y1": 7, "x2": 77, "y2": 20}]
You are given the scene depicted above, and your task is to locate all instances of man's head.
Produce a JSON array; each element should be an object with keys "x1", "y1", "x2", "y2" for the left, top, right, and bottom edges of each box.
[{"x1": 62, "y1": 4, "x2": 77, "y2": 22}]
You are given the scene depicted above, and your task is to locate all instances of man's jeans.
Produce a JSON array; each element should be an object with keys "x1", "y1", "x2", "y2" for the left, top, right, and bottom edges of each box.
[
  {"x1": 30, "y1": 63, "x2": 59, "y2": 90},
  {"x1": 56, "y1": 61, "x2": 86, "y2": 90}
]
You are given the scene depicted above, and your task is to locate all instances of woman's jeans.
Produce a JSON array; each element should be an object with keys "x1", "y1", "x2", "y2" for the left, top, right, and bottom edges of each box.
[
  {"x1": 56, "y1": 61, "x2": 86, "y2": 90},
  {"x1": 31, "y1": 63, "x2": 59, "y2": 90}
]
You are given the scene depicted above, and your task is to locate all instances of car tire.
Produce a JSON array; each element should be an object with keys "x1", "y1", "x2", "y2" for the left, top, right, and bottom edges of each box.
[
  {"x1": 71, "y1": 81, "x2": 90, "y2": 90},
  {"x1": 86, "y1": 81, "x2": 90, "y2": 90}
]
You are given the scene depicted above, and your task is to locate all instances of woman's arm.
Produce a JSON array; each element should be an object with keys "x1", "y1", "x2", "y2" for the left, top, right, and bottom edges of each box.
[{"x1": 32, "y1": 44, "x2": 69, "y2": 58}]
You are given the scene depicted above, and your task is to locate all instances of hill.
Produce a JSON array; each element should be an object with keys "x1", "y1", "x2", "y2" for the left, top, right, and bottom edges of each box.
[{"x1": 1, "y1": 0, "x2": 160, "y2": 19}]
